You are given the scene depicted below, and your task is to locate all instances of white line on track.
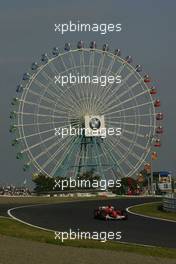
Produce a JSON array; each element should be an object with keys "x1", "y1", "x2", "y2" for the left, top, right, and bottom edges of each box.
[
  {"x1": 7, "y1": 203, "x2": 158, "y2": 248},
  {"x1": 7, "y1": 204, "x2": 56, "y2": 232},
  {"x1": 126, "y1": 202, "x2": 176, "y2": 223}
]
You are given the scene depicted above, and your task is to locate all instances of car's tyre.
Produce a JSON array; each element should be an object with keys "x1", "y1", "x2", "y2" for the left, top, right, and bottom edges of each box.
[
  {"x1": 122, "y1": 212, "x2": 128, "y2": 220},
  {"x1": 94, "y1": 209, "x2": 99, "y2": 219}
]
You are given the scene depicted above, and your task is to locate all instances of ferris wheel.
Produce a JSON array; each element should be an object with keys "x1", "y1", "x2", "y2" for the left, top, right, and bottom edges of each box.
[{"x1": 10, "y1": 41, "x2": 163, "y2": 180}]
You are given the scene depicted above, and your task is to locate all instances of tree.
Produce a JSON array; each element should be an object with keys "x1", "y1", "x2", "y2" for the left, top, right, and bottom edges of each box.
[
  {"x1": 112, "y1": 177, "x2": 137, "y2": 195},
  {"x1": 77, "y1": 169, "x2": 100, "y2": 188},
  {"x1": 32, "y1": 174, "x2": 55, "y2": 192}
]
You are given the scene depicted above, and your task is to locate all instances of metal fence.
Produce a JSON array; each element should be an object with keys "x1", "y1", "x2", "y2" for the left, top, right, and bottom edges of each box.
[{"x1": 163, "y1": 197, "x2": 176, "y2": 212}]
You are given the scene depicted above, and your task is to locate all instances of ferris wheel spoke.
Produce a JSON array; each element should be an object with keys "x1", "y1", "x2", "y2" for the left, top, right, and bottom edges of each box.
[
  {"x1": 97, "y1": 51, "x2": 106, "y2": 75},
  {"x1": 50, "y1": 136, "x2": 80, "y2": 176},
  {"x1": 32, "y1": 74, "x2": 77, "y2": 155},
  {"x1": 79, "y1": 50, "x2": 89, "y2": 112},
  {"x1": 39, "y1": 67, "x2": 83, "y2": 113},
  {"x1": 103, "y1": 62, "x2": 126, "y2": 94},
  {"x1": 89, "y1": 52, "x2": 99, "y2": 114},
  {"x1": 111, "y1": 68, "x2": 135, "y2": 92},
  {"x1": 90, "y1": 51, "x2": 105, "y2": 114},
  {"x1": 100, "y1": 71, "x2": 137, "y2": 114},
  {"x1": 114, "y1": 133, "x2": 146, "y2": 151},
  {"x1": 105, "y1": 55, "x2": 116, "y2": 75},
  {"x1": 108, "y1": 134, "x2": 145, "y2": 165},
  {"x1": 21, "y1": 133, "x2": 59, "y2": 154},
  {"x1": 18, "y1": 135, "x2": 69, "y2": 161},
  {"x1": 15, "y1": 111, "x2": 76, "y2": 120},
  {"x1": 104, "y1": 139, "x2": 133, "y2": 172},
  {"x1": 107, "y1": 112, "x2": 156, "y2": 120},
  {"x1": 69, "y1": 135, "x2": 85, "y2": 178},
  {"x1": 28, "y1": 89, "x2": 75, "y2": 114},
  {"x1": 84, "y1": 51, "x2": 96, "y2": 114},
  {"x1": 100, "y1": 140, "x2": 125, "y2": 178},
  {"x1": 114, "y1": 74, "x2": 144, "y2": 99},
  {"x1": 30, "y1": 134, "x2": 72, "y2": 163},
  {"x1": 104, "y1": 84, "x2": 149, "y2": 113},
  {"x1": 33, "y1": 78, "x2": 78, "y2": 114},
  {"x1": 104, "y1": 100, "x2": 154, "y2": 116},
  {"x1": 49, "y1": 55, "x2": 74, "y2": 82},
  {"x1": 103, "y1": 79, "x2": 144, "y2": 111},
  {"x1": 94, "y1": 52, "x2": 108, "y2": 108},
  {"x1": 69, "y1": 52, "x2": 88, "y2": 113},
  {"x1": 108, "y1": 125, "x2": 150, "y2": 139},
  {"x1": 49, "y1": 137, "x2": 77, "y2": 175},
  {"x1": 16, "y1": 112, "x2": 82, "y2": 131},
  {"x1": 95, "y1": 54, "x2": 127, "y2": 113},
  {"x1": 102, "y1": 138, "x2": 123, "y2": 167},
  {"x1": 108, "y1": 119, "x2": 155, "y2": 128},
  {"x1": 59, "y1": 55, "x2": 87, "y2": 113},
  {"x1": 33, "y1": 135, "x2": 75, "y2": 172},
  {"x1": 34, "y1": 90, "x2": 51, "y2": 160},
  {"x1": 97, "y1": 65, "x2": 133, "y2": 110},
  {"x1": 18, "y1": 98, "x2": 78, "y2": 119},
  {"x1": 15, "y1": 118, "x2": 80, "y2": 128},
  {"x1": 54, "y1": 52, "x2": 87, "y2": 115},
  {"x1": 39, "y1": 133, "x2": 74, "y2": 165},
  {"x1": 122, "y1": 128, "x2": 151, "y2": 138},
  {"x1": 29, "y1": 135, "x2": 76, "y2": 176},
  {"x1": 17, "y1": 121, "x2": 75, "y2": 140},
  {"x1": 86, "y1": 51, "x2": 95, "y2": 113},
  {"x1": 94, "y1": 54, "x2": 116, "y2": 110},
  {"x1": 107, "y1": 136, "x2": 137, "y2": 171},
  {"x1": 28, "y1": 89, "x2": 56, "y2": 105},
  {"x1": 63, "y1": 136, "x2": 85, "y2": 178},
  {"x1": 60, "y1": 54, "x2": 69, "y2": 71}
]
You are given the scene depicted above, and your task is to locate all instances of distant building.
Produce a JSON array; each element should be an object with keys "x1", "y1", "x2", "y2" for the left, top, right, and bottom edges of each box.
[
  {"x1": 0, "y1": 185, "x2": 31, "y2": 196},
  {"x1": 153, "y1": 171, "x2": 172, "y2": 192}
]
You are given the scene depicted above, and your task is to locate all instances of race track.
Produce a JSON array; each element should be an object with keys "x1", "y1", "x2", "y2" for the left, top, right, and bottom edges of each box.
[{"x1": 8, "y1": 197, "x2": 176, "y2": 248}]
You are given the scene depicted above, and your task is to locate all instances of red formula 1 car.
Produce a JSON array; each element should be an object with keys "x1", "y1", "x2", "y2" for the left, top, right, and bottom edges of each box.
[{"x1": 94, "y1": 205, "x2": 128, "y2": 220}]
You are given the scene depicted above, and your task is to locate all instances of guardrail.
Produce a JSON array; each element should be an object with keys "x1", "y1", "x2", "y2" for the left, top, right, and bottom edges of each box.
[{"x1": 163, "y1": 197, "x2": 176, "y2": 212}]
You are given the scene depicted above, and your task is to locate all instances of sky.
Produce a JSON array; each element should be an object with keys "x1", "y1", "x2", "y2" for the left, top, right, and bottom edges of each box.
[{"x1": 0, "y1": 0, "x2": 175, "y2": 187}]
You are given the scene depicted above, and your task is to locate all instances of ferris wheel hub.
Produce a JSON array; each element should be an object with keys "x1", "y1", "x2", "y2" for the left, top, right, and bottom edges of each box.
[
  {"x1": 85, "y1": 115, "x2": 105, "y2": 137},
  {"x1": 89, "y1": 117, "x2": 101, "y2": 129}
]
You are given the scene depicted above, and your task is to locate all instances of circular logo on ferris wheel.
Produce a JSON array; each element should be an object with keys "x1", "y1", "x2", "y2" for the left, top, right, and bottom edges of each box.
[{"x1": 89, "y1": 118, "x2": 101, "y2": 130}]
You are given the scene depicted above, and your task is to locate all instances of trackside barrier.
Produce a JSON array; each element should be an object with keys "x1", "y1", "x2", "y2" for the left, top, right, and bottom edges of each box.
[{"x1": 163, "y1": 197, "x2": 176, "y2": 212}]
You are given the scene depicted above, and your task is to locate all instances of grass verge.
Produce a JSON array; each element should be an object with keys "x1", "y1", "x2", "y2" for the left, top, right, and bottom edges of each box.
[
  {"x1": 130, "y1": 202, "x2": 176, "y2": 221},
  {"x1": 0, "y1": 195, "x2": 127, "y2": 205},
  {"x1": 0, "y1": 217, "x2": 176, "y2": 259}
]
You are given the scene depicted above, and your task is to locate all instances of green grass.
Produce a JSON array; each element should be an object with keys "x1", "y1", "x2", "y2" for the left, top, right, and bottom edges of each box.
[
  {"x1": 0, "y1": 217, "x2": 176, "y2": 259},
  {"x1": 0, "y1": 217, "x2": 53, "y2": 243},
  {"x1": 0, "y1": 196, "x2": 174, "y2": 259},
  {"x1": 0, "y1": 195, "x2": 127, "y2": 205},
  {"x1": 130, "y1": 202, "x2": 176, "y2": 221}
]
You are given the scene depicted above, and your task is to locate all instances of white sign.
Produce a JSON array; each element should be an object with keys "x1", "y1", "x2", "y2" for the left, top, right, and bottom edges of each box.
[{"x1": 85, "y1": 115, "x2": 105, "y2": 137}]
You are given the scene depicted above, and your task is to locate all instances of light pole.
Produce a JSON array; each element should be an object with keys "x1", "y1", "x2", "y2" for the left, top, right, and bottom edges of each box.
[
  {"x1": 150, "y1": 157, "x2": 154, "y2": 195},
  {"x1": 150, "y1": 151, "x2": 158, "y2": 195}
]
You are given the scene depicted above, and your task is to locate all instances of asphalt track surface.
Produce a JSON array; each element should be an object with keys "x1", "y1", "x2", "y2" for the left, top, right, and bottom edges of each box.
[{"x1": 7, "y1": 197, "x2": 176, "y2": 248}]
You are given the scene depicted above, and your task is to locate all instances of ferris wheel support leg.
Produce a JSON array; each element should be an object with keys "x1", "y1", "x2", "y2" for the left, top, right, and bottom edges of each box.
[
  {"x1": 150, "y1": 156, "x2": 155, "y2": 195},
  {"x1": 54, "y1": 136, "x2": 82, "y2": 178},
  {"x1": 93, "y1": 137, "x2": 106, "y2": 182}
]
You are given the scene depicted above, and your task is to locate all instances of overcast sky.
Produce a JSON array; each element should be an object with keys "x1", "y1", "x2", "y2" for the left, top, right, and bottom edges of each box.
[{"x1": 0, "y1": 0, "x2": 175, "y2": 186}]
